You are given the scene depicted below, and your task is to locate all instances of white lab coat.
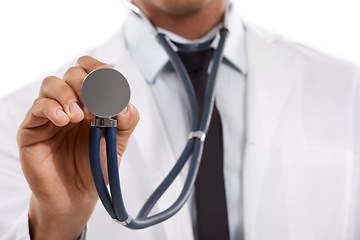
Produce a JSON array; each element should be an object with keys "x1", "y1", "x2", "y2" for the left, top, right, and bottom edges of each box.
[{"x1": 1, "y1": 21, "x2": 360, "y2": 240}]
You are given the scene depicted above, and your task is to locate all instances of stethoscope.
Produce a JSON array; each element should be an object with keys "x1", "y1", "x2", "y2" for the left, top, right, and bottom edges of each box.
[{"x1": 81, "y1": 0, "x2": 230, "y2": 229}]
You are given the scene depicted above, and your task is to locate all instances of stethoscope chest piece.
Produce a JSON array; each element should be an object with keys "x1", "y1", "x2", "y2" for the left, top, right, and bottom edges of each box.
[{"x1": 81, "y1": 68, "x2": 131, "y2": 118}]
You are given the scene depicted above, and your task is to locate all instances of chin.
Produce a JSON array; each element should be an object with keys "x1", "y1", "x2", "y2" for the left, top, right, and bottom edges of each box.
[{"x1": 156, "y1": 0, "x2": 213, "y2": 15}]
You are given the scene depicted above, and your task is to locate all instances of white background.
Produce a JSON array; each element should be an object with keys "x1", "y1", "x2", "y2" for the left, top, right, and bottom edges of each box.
[{"x1": 1, "y1": 0, "x2": 359, "y2": 98}]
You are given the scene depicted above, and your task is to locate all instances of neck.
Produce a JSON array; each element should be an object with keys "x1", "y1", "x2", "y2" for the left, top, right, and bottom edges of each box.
[{"x1": 132, "y1": 0, "x2": 227, "y2": 40}]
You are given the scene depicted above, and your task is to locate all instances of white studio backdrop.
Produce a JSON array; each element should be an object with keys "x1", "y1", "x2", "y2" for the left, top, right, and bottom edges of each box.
[{"x1": 1, "y1": 0, "x2": 359, "y2": 98}]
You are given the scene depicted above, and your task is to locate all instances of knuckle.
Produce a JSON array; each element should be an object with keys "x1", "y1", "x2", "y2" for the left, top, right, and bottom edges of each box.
[
  {"x1": 76, "y1": 55, "x2": 92, "y2": 65},
  {"x1": 32, "y1": 97, "x2": 45, "y2": 108},
  {"x1": 131, "y1": 105, "x2": 140, "y2": 126},
  {"x1": 16, "y1": 129, "x2": 22, "y2": 146},
  {"x1": 57, "y1": 88, "x2": 76, "y2": 104},
  {"x1": 41, "y1": 76, "x2": 58, "y2": 88},
  {"x1": 92, "y1": 62, "x2": 111, "y2": 70},
  {"x1": 17, "y1": 127, "x2": 26, "y2": 148},
  {"x1": 64, "y1": 66, "x2": 82, "y2": 78},
  {"x1": 117, "y1": 143, "x2": 127, "y2": 158},
  {"x1": 17, "y1": 110, "x2": 31, "y2": 145},
  {"x1": 76, "y1": 55, "x2": 111, "y2": 71},
  {"x1": 33, "y1": 97, "x2": 48, "y2": 113},
  {"x1": 33, "y1": 97, "x2": 42, "y2": 105}
]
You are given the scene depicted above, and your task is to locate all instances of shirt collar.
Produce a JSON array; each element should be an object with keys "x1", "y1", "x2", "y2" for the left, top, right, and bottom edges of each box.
[{"x1": 124, "y1": 2, "x2": 247, "y2": 84}]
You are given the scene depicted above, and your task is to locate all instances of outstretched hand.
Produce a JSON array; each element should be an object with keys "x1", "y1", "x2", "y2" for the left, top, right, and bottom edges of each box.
[{"x1": 17, "y1": 56, "x2": 139, "y2": 240}]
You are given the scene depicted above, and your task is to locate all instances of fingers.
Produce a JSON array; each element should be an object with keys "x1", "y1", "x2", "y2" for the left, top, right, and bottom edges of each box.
[
  {"x1": 62, "y1": 66, "x2": 87, "y2": 103},
  {"x1": 115, "y1": 104, "x2": 139, "y2": 131},
  {"x1": 19, "y1": 98, "x2": 70, "y2": 147},
  {"x1": 62, "y1": 66, "x2": 95, "y2": 119},
  {"x1": 23, "y1": 56, "x2": 114, "y2": 131},
  {"x1": 23, "y1": 97, "x2": 70, "y2": 129},
  {"x1": 61, "y1": 56, "x2": 111, "y2": 102},
  {"x1": 39, "y1": 76, "x2": 84, "y2": 123},
  {"x1": 76, "y1": 56, "x2": 112, "y2": 74},
  {"x1": 74, "y1": 56, "x2": 112, "y2": 117},
  {"x1": 63, "y1": 56, "x2": 110, "y2": 99}
]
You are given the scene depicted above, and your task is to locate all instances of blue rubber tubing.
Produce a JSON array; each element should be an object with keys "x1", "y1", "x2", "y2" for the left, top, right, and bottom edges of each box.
[
  {"x1": 136, "y1": 138, "x2": 195, "y2": 218},
  {"x1": 105, "y1": 127, "x2": 129, "y2": 222},
  {"x1": 137, "y1": 28, "x2": 229, "y2": 218},
  {"x1": 89, "y1": 126, "x2": 117, "y2": 219}
]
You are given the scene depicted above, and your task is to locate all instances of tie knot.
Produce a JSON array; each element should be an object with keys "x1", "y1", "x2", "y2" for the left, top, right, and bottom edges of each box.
[{"x1": 177, "y1": 48, "x2": 214, "y2": 73}]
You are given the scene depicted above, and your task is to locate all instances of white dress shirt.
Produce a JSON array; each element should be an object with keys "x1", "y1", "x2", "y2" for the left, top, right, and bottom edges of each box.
[{"x1": 124, "y1": 4, "x2": 247, "y2": 239}]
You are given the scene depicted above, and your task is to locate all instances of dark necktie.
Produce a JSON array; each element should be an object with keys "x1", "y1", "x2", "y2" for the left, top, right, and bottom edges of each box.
[{"x1": 178, "y1": 48, "x2": 230, "y2": 240}]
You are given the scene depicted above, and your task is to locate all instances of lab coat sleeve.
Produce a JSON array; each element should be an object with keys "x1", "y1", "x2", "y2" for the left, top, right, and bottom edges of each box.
[
  {"x1": 0, "y1": 91, "x2": 33, "y2": 239},
  {"x1": 0, "y1": 208, "x2": 30, "y2": 240}
]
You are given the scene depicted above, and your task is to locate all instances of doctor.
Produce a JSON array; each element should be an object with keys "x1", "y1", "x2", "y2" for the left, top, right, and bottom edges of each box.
[{"x1": 1, "y1": 0, "x2": 360, "y2": 240}]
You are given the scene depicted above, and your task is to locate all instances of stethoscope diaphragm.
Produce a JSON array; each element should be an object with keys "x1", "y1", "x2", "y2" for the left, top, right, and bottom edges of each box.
[{"x1": 81, "y1": 68, "x2": 131, "y2": 118}]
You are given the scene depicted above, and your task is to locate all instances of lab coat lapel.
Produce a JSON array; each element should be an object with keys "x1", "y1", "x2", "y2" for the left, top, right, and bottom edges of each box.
[
  {"x1": 94, "y1": 30, "x2": 194, "y2": 240},
  {"x1": 243, "y1": 24, "x2": 300, "y2": 240}
]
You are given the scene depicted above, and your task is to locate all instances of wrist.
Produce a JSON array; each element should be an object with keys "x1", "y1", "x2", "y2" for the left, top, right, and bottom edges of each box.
[{"x1": 28, "y1": 195, "x2": 96, "y2": 240}]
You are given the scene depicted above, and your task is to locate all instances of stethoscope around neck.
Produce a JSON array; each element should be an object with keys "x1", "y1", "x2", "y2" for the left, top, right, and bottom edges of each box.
[{"x1": 81, "y1": 1, "x2": 230, "y2": 229}]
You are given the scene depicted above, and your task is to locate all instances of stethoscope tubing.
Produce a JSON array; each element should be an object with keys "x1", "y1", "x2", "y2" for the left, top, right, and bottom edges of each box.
[
  {"x1": 136, "y1": 28, "x2": 230, "y2": 219},
  {"x1": 89, "y1": 28, "x2": 229, "y2": 229},
  {"x1": 89, "y1": 126, "x2": 117, "y2": 219}
]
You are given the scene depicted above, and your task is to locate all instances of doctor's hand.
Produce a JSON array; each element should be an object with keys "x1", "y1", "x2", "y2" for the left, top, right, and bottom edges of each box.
[{"x1": 17, "y1": 56, "x2": 140, "y2": 240}]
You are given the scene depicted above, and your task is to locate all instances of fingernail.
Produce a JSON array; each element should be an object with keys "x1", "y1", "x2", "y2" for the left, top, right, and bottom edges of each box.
[
  {"x1": 56, "y1": 108, "x2": 67, "y2": 118},
  {"x1": 120, "y1": 105, "x2": 129, "y2": 115},
  {"x1": 69, "y1": 102, "x2": 83, "y2": 116}
]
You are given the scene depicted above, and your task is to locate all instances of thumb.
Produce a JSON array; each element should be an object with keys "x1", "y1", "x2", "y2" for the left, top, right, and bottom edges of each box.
[{"x1": 113, "y1": 103, "x2": 140, "y2": 157}]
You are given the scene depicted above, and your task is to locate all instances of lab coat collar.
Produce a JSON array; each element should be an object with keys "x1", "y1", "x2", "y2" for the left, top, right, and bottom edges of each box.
[
  {"x1": 123, "y1": 10, "x2": 169, "y2": 85},
  {"x1": 223, "y1": 3, "x2": 248, "y2": 74},
  {"x1": 123, "y1": 2, "x2": 247, "y2": 85}
]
